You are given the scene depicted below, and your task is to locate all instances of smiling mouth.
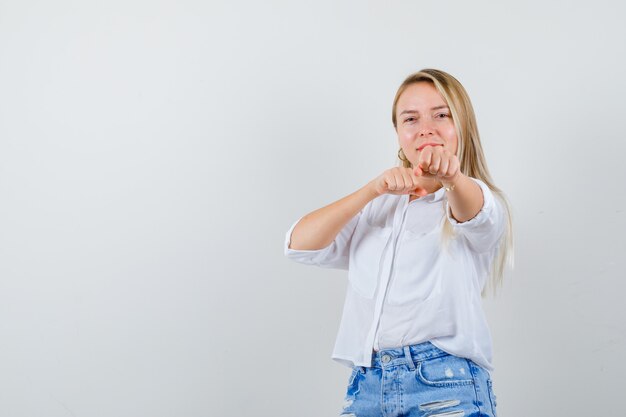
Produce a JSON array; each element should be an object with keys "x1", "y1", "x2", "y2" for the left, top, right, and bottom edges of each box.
[{"x1": 417, "y1": 142, "x2": 444, "y2": 151}]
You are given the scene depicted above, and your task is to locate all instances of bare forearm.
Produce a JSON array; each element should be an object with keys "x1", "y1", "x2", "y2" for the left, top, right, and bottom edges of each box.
[
  {"x1": 442, "y1": 173, "x2": 483, "y2": 223},
  {"x1": 289, "y1": 183, "x2": 379, "y2": 250}
]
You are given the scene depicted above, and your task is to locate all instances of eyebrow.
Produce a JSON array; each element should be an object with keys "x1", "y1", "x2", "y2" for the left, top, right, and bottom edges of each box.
[{"x1": 399, "y1": 105, "x2": 449, "y2": 116}]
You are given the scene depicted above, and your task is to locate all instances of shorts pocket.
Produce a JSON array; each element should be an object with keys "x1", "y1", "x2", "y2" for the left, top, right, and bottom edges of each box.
[
  {"x1": 416, "y1": 355, "x2": 475, "y2": 387},
  {"x1": 345, "y1": 366, "x2": 363, "y2": 398}
]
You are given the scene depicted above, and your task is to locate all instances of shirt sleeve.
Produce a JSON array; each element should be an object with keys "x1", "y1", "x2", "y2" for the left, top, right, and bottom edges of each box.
[
  {"x1": 445, "y1": 177, "x2": 506, "y2": 254},
  {"x1": 283, "y1": 212, "x2": 361, "y2": 270}
]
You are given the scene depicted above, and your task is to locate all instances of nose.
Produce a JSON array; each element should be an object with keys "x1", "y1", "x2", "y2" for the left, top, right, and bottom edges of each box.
[
  {"x1": 418, "y1": 126, "x2": 434, "y2": 137},
  {"x1": 417, "y1": 120, "x2": 435, "y2": 137}
]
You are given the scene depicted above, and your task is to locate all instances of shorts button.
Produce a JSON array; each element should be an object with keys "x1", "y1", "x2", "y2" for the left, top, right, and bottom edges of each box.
[{"x1": 382, "y1": 355, "x2": 391, "y2": 363}]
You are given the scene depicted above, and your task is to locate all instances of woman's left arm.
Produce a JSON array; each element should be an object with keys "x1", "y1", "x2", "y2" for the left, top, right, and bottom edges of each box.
[
  {"x1": 417, "y1": 146, "x2": 505, "y2": 253},
  {"x1": 441, "y1": 173, "x2": 483, "y2": 223},
  {"x1": 414, "y1": 146, "x2": 484, "y2": 223},
  {"x1": 415, "y1": 145, "x2": 483, "y2": 223}
]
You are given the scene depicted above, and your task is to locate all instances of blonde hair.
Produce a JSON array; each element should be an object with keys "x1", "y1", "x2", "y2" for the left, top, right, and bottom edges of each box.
[{"x1": 392, "y1": 68, "x2": 514, "y2": 295}]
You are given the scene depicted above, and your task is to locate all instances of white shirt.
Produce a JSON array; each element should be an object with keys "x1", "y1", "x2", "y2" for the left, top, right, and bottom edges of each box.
[{"x1": 284, "y1": 178, "x2": 505, "y2": 371}]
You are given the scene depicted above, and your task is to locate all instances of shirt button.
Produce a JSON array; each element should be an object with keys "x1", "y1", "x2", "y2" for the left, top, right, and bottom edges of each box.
[{"x1": 382, "y1": 355, "x2": 391, "y2": 363}]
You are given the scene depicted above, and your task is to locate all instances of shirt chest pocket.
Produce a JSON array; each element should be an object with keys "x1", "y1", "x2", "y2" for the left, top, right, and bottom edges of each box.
[
  {"x1": 386, "y1": 228, "x2": 441, "y2": 305},
  {"x1": 348, "y1": 222, "x2": 392, "y2": 299}
]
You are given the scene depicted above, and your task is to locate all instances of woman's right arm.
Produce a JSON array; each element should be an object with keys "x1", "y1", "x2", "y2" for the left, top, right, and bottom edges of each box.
[
  {"x1": 289, "y1": 167, "x2": 426, "y2": 251},
  {"x1": 288, "y1": 183, "x2": 379, "y2": 251}
]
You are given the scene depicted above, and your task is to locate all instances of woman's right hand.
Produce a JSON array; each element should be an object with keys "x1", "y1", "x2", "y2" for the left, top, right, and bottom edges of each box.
[{"x1": 369, "y1": 167, "x2": 428, "y2": 197}]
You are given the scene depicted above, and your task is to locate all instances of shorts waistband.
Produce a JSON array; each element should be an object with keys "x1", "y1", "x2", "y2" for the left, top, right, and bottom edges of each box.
[{"x1": 369, "y1": 341, "x2": 449, "y2": 369}]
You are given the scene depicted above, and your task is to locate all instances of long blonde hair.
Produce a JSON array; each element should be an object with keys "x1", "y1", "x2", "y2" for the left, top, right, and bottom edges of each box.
[{"x1": 392, "y1": 69, "x2": 514, "y2": 295}]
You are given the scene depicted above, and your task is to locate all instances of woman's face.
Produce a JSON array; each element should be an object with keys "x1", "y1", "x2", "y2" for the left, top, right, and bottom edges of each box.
[{"x1": 395, "y1": 82, "x2": 458, "y2": 166}]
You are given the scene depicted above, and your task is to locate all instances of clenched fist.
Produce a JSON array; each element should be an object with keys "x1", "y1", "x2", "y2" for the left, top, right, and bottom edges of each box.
[
  {"x1": 369, "y1": 167, "x2": 428, "y2": 197},
  {"x1": 414, "y1": 144, "x2": 460, "y2": 184}
]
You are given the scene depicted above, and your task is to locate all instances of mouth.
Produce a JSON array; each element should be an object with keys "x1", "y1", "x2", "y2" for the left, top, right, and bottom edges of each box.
[{"x1": 417, "y1": 142, "x2": 444, "y2": 151}]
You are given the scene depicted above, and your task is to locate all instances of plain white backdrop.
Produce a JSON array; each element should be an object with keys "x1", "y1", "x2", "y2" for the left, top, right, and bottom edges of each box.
[{"x1": 1, "y1": 1, "x2": 625, "y2": 416}]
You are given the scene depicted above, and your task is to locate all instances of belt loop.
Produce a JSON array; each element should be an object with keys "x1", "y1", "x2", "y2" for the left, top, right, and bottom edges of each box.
[{"x1": 403, "y1": 345, "x2": 415, "y2": 370}]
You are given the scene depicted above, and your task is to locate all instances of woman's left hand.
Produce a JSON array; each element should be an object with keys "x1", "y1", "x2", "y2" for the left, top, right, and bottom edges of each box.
[{"x1": 413, "y1": 144, "x2": 461, "y2": 186}]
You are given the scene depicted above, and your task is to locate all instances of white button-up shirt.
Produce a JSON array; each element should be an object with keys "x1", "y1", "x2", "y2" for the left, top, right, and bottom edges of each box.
[{"x1": 284, "y1": 178, "x2": 505, "y2": 371}]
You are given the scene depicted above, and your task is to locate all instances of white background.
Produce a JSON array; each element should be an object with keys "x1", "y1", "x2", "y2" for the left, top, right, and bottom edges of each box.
[{"x1": 1, "y1": 1, "x2": 625, "y2": 416}]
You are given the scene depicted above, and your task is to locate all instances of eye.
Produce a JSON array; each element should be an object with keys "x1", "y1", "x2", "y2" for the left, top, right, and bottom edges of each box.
[
  {"x1": 436, "y1": 113, "x2": 450, "y2": 119},
  {"x1": 403, "y1": 117, "x2": 416, "y2": 123}
]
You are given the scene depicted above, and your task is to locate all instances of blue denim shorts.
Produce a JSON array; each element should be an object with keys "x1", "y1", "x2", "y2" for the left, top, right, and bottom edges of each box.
[{"x1": 340, "y1": 342, "x2": 498, "y2": 417}]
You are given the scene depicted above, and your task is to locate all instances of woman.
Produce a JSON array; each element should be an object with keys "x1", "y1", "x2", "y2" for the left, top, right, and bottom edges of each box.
[{"x1": 284, "y1": 68, "x2": 512, "y2": 417}]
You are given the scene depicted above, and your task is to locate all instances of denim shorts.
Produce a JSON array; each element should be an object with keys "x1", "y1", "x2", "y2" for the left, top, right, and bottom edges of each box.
[{"x1": 340, "y1": 342, "x2": 498, "y2": 417}]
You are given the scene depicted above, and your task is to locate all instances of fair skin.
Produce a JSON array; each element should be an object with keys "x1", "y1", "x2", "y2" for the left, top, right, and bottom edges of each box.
[{"x1": 289, "y1": 81, "x2": 484, "y2": 251}]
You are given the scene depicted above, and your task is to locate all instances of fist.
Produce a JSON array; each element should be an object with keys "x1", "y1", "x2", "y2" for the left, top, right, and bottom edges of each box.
[
  {"x1": 414, "y1": 145, "x2": 460, "y2": 182},
  {"x1": 371, "y1": 167, "x2": 428, "y2": 197}
]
